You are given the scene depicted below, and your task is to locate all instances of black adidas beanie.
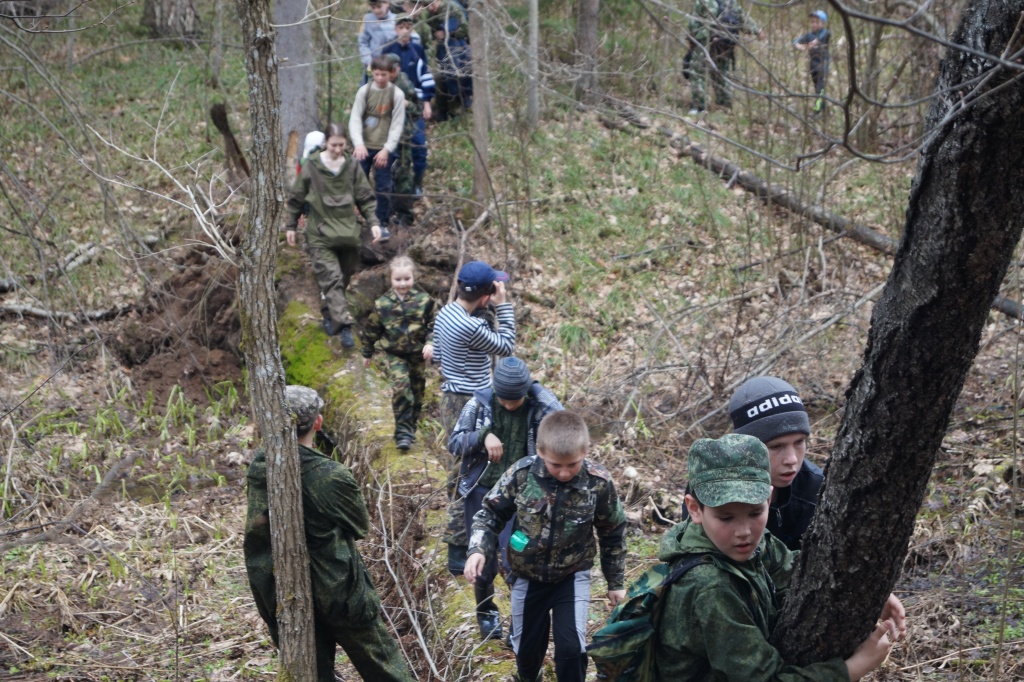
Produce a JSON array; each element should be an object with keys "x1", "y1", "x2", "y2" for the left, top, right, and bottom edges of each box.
[{"x1": 728, "y1": 376, "x2": 810, "y2": 444}]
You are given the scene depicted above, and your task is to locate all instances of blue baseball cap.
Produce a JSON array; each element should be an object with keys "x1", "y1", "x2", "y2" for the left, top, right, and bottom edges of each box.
[
  {"x1": 810, "y1": 10, "x2": 827, "y2": 22},
  {"x1": 457, "y1": 260, "x2": 509, "y2": 294}
]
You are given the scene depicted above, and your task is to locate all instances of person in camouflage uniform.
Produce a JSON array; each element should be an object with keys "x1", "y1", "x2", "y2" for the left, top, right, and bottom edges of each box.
[
  {"x1": 686, "y1": 0, "x2": 762, "y2": 112},
  {"x1": 361, "y1": 255, "x2": 437, "y2": 450},
  {"x1": 244, "y1": 386, "x2": 414, "y2": 682},
  {"x1": 652, "y1": 434, "x2": 906, "y2": 681},
  {"x1": 418, "y1": 0, "x2": 472, "y2": 120},
  {"x1": 284, "y1": 123, "x2": 381, "y2": 349},
  {"x1": 385, "y1": 53, "x2": 422, "y2": 227},
  {"x1": 449, "y1": 356, "x2": 564, "y2": 640},
  {"x1": 465, "y1": 411, "x2": 626, "y2": 682}
]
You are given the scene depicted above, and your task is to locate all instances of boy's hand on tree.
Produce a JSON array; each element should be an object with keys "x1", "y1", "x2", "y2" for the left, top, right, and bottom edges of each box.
[
  {"x1": 881, "y1": 593, "x2": 906, "y2": 640},
  {"x1": 845, "y1": 619, "x2": 896, "y2": 681},
  {"x1": 463, "y1": 553, "x2": 485, "y2": 582}
]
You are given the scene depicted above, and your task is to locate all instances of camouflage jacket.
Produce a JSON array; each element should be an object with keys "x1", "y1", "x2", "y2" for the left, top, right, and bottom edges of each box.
[
  {"x1": 393, "y1": 72, "x2": 423, "y2": 127},
  {"x1": 469, "y1": 455, "x2": 627, "y2": 590},
  {"x1": 243, "y1": 445, "x2": 383, "y2": 627},
  {"x1": 688, "y1": 0, "x2": 760, "y2": 45},
  {"x1": 418, "y1": 0, "x2": 469, "y2": 42},
  {"x1": 652, "y1": 520, "x2": 849, "y2": 681},
  {"x1": 360, "y1": 288, "x2": 437, "y2": 359}
]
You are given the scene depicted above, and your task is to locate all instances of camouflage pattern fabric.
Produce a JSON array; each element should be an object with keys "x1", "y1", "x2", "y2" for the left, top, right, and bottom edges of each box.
[
  {"x1": 360, "y1": 288, "x2": 437, "y2": 359},
  {"x1": 651, "y1": 521, "x2": 849, "y2": 681},
  {"x1": 469, "y1": 455, "x2": 627, "y2": 590},
  {"x1": 440, "y1": 390, "x2": 473, "y2": 546},
  {"x1": 244, "y1": 445, "x2": 414, "y2": 682},
  {"x1": 687, "y1": 433, "x2": 771, "y2": 507},
  {"x1": 285, "y1": 385, "x2": 323, "y2": 431},
  {"x1": 688, "y1": 48, "x2": 734, "y2": 110},
  {"x1": 687, "y1": 0, "x2": 760, "y2": 110},
  {"x1": 385, "y1": 353, "x2": 427, "y2": 440},
  {"x1": 390, "y1": 71, "x2": 421, "y2": 223}
]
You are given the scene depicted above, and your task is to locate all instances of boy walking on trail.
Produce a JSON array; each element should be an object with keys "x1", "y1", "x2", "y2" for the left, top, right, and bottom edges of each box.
[
  {"x1": 361, "y1": 256, "x2": 437, "y2": 451},
  {"x1": 793, "y1": 10, "x2": 831, "y2": 114},
  {"x1": 465, "y1": 411, "x2": 627, "y2": 682},
  {"x1": 434, "y1": 260, "x2": 516, "y2": 574},
  {"x1": 687, "y1": 0, "x2": 762, "y2": 113},
  {"x1": 349, "y1": 54, "x2": 407, "y2": 232},
  {"x1": 384, "y1": 13, "x2": 435, "y2": 196},
  {"x1": 418, "y1": 0, "x2": 472, "y2": 120},
  {"x1": 244, "y1": 386, "x2": 414, "y2": 682},
  {"x1": 653, "y1": 433, "x2": 906, "y2": 681},
  {"x1": 728, "y1": 375, "x2": 823, "y2": 550},
  {"x1": 449, "y1": 356, "x2": 564, "y2": 640}
]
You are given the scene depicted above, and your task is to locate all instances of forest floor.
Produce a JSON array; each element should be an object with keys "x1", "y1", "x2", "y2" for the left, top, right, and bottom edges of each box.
[{"x1": 2, "y1": 2, "x2": 1024, "y2": 681}]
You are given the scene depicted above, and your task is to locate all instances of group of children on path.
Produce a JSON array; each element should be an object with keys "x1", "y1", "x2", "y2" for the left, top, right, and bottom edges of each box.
[{"x1": 245, "y1": 252, "x2": 907, "y2": 681}]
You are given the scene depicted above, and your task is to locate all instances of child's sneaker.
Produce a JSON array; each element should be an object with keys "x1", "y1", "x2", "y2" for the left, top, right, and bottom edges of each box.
[
  {"x1": 378, "y1": 226, "x2": 392, "y2": 243},
  {"x1": 338, "y1": 325, "x2": 355, "y2": 349}
]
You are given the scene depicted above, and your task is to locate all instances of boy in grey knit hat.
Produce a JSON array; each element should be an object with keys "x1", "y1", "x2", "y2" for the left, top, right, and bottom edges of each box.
[{"x1": 727, "y1": 376, "x2": 824, "y2": 550}]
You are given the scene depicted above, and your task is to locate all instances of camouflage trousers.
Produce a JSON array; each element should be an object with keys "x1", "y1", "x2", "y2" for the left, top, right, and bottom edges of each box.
[
  {"x1": 392, "y1": 142, "x2": 416, "y2": 226},
  {"x1": 385, "y1": 352, "x2": 426, "y2": 441},
  {"x1": 689, "y1": 47, "x2": 734, "y2": 111},
  {"x1": 307, "y1": 239, "x2": 360, "y2": 327},
  {"x1": 440, "y1": 391, "x2": 473, "y2": 546}
]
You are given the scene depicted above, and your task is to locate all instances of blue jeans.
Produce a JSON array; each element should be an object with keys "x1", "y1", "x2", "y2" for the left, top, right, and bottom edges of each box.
[
  {"x1": 359, "y1": 150, "x2": 395, "y2": 227},
  {"x1": 411, "y1": 117, "x2": 427, "y2": 183}
]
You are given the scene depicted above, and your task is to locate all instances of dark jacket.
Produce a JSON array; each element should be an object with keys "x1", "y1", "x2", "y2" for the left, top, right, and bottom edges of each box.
[
  {"x1": 768, "y1": 459, "x2": 823, "y2": 551},
  {"x1": 448, "y1": 382, "x2": 563, "y2": 489},
  {"x1": 469, "y1": 455, "x2": 627, "y2": 590},
  {"x1": 652, "y1": 520, "x2": 849, "y2": 681},
  {"x1": 244, "y1": 445, "x2": 382, "y2": 629}
]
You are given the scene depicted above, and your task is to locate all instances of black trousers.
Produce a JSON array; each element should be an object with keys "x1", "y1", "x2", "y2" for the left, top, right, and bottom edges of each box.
[{"x1": 509, "y1": 571, "x2": 591, "y2": 682}]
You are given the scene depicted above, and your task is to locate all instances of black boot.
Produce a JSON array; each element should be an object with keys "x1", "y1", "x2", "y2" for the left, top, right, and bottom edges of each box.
[
  {"x1": 447, "y1": 544, "x2": 467, "y2": 576},
  {"x1": 475, "y1": 582, "x2": 502, "y2": 641}
]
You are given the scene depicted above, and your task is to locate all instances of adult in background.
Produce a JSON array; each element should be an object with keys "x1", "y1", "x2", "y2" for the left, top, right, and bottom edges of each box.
[
  {"x1": 244, "y1": 386, "x2": 414, "y2": 682},
  {"x1": 284, "y1": 124, "x2": 384, "y2": 350},
  {"x1": 686, "y1": 0, "x2": 762, "y2": 114}
]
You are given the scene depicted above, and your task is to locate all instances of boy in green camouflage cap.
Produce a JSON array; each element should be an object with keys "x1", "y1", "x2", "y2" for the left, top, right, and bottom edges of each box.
[
  {"x1": 652, "y1": 433, "x2": 905, "y2": 681},
  {"x1": 244, "y1": 385, "x2": 414, "y2": 682}
]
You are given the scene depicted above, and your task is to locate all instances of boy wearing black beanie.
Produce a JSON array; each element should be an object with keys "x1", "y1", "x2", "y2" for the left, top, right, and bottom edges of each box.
[{"x1": 726, "y1": 375, "x2": 824, "y2": 550}]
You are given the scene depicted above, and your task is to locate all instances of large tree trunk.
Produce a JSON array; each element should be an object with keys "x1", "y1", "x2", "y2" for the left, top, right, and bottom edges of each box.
[
  {"x1": 234, "y1": 0, "x2": 317, "y2": 679},
  {"x1": 575, "y1": 0, "x2": 600, "y2": 103},
  {"x1": 141, "y1": 0, "x2": 200, "y2": 38},
  {"x1": 275, "y1": 0, "x2": 319, "y2": 157},
  {"x1": 774, "y1": 0, "x2": 1024, "y2": 666}
]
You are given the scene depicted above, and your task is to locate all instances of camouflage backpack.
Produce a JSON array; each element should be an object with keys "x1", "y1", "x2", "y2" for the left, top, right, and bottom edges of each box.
[{"x1": 587, "y1": 553, "x2": 710, "y2": 682}]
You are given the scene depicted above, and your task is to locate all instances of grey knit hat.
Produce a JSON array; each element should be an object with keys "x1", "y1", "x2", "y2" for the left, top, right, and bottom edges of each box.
[
  {"x1": 285, "y1": 385, "x2": 323, "y2": 431},
  {"x1": 492, "y1": 357, "x2": 532, "y2": 400},
  {"x1": 728, "y1": 376, "x2": 810, "y2": 444}
]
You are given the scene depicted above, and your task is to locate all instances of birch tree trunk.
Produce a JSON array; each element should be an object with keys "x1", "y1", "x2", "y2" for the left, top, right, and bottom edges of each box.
[
  {"x1": 234, "y1": 0, "x2": 317, "y2": 679},
  {"x1": 469, "y1": 0, "x2": 490, "y2": 211},
  {"x1": 275, "y1": 0, "x2": 319, "y2": 155},
  {"x1": 773, "y1": 0, "x2": 1024, "y2": 667},
  {"x1": 141, "y1": 0, "x2": 200, "y2": 38}
]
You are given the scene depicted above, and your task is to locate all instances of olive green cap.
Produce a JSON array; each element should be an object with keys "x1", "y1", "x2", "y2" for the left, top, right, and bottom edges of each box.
[{"x1": 687, "y1": 434, "x2": 771, "y2": 507}]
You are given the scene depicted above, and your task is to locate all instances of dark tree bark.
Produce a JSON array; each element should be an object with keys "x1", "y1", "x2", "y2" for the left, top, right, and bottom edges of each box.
[
  {"x1": 234, "y1": 0, "x2": 317, "y2": 679},
  {"x1": 575, "y1": 0, "x2": 600, "y2": 103},
  {"x1": 141, "y1": 0, "x2": 200, "y2": 38},
  {"x1": 274, "y1": 0, "x2": 318, "y2": 156},
  {"x1": 774, "y1": 0, "x2": 1024, "y2": 667}
]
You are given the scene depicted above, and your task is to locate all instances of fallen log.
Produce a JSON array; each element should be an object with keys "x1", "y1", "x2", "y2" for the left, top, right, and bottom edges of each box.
[
  {"x1": 685, "y1": 142, "x2": 1023, "y2": 321},
  {"x1": 0, "y1": 303, "x2": 132, "y2": 322}
]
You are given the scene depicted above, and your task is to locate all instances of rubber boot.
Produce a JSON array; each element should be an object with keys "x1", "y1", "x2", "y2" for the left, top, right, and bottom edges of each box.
[
  {"x1": 475, "y1": 582, "x2": 502, "y2": 641},
  {"x1": 447, "y1": 544, "x2": 467, "y2": 577}
]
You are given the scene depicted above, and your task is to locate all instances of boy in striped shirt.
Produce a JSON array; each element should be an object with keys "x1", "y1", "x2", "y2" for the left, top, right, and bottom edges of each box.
[{"x1": 435, "y1": 260, "x2": 516, "y2": 574}]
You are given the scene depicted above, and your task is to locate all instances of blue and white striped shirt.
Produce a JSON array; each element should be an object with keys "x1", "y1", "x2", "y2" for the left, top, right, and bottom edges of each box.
[{"x1": 435, "y1": 302, "x2": 516, "y2": 395}]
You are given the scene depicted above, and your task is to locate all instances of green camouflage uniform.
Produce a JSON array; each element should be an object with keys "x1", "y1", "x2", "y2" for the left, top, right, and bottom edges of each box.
[
  {"x1": 687, "y1": 0, "x2": 761, "y2": 111},
  {"x1": 285, "y1": 153, "x2": 377, "y2": 327},
  {"x1": 360, "y1": 287, "x2": 437, "y2": 441},
  {"x1": 244, "y1": 443, "x2": 413, "y2": 682},
  {"x1": 468, "y1": 455, "x2": 627, "y2": 590},
  {"x1": 391, "y1": 71, "x2": 422, "y2": 225},
  {"x1": 652, "y1": 521, "x2": 848, "y2": 681}
]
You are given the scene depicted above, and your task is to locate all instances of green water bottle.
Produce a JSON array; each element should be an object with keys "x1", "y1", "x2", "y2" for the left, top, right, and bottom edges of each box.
[{"x1": 509, "y1": 530, "x2": 529, "y2": 552}]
